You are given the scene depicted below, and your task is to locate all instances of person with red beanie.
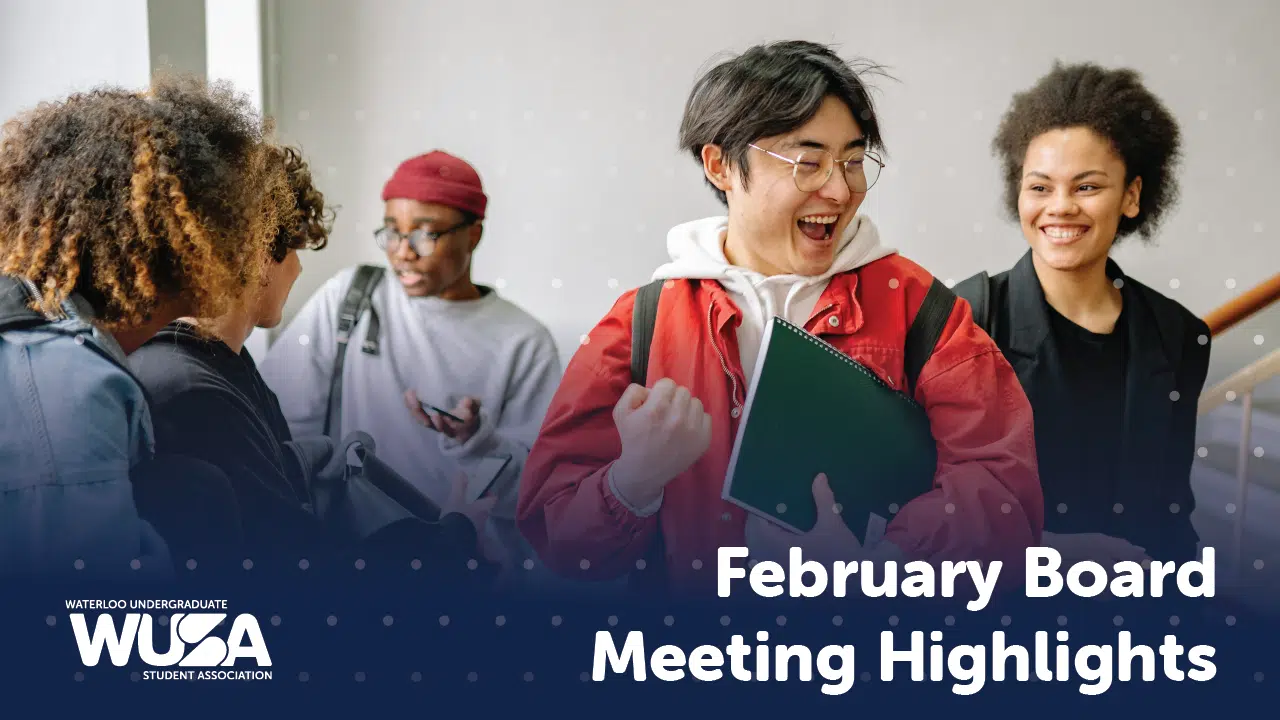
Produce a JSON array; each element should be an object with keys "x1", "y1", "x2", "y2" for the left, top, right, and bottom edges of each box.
[{"x1": 261, "y1": 150, "x2": 563, "y2": 578}]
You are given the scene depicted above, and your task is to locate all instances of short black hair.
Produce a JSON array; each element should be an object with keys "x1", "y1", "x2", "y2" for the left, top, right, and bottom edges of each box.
[
  {"x1": 992, "y1": 61, "x2": 1181, "y2": 242},
  {"x1": 679, "y1": 40, "x2": 888, "y2": 206}
]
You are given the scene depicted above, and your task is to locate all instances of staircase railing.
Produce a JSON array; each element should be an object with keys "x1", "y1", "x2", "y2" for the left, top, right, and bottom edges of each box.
[
  {"x1": 1197, "y1": 271, "x2": 1280, "y2": 578},
  {"x1": 1198, "y1": 349, "x2": 1280, "y2": 574},
  {"x1": 1204, "y1": 272, "x2": 1280, "y2": 336}
]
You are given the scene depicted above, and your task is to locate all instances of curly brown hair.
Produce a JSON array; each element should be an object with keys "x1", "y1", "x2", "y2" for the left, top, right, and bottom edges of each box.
[
  {"x1": 992, "y1": 61, "x2": 1182, "y2": 243},
  {"x1": 0, "y1": 74, "x2": 291, "y2": 329},
  {"x1": 268, "y1": 144, "x2": 331, "y2": 263}
]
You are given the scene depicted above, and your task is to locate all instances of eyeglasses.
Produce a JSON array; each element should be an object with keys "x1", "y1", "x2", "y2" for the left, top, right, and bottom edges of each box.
[
  {"x1": 373, "y1": 218, "x2": 473, "y2": 256},
  {"x1": 748, "y1": 143, "x2": 885, "y2": 194}
]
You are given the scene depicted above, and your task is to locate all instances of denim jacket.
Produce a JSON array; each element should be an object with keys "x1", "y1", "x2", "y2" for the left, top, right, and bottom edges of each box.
[{"x1": 0, "y1": 276, "x2": 171, "y2": 578}]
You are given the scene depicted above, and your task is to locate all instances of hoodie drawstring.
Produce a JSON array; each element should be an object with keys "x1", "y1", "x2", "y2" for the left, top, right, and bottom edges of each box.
[{"x1": 707, "y1": 299, "x2": 743, "y2": 419}]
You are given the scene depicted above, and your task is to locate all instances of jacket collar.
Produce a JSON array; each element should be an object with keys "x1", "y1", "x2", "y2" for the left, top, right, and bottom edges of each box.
[
  {"x1": 0, "y1": 274, "x2": 49, "y2": 329},
  {"x1": 0, "y1": 274, "x2": 128, "y2": 366},
  {"x1": 1005, "y1": 249, "x2": 1172, "y2": 373},
  {"x1": 699, "y1": 271, "x2": 865, "y2": 338},
  {"x1": 1005, "y1": 250, "x2": 1051, "y2": 359},
  {"x1": 807, "y1": 272, "x2": 863, "y2": 337}
]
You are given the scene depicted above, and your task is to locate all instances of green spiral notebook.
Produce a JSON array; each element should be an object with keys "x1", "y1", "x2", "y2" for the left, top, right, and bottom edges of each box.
[{"x1": 722, "y1": 316, "x2": 939, "y2": 544}]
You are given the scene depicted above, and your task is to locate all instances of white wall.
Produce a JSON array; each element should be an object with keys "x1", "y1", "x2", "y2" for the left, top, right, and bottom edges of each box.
[
  {"x1": 266, "y1": 0, "x2": 1278, "y2": 386},
  {"x1": 148, "y1": 0, "x2": 205, "y2": 78},
  {"x1": 0, "y1": 0, "x2": 151, "y2": 122}
]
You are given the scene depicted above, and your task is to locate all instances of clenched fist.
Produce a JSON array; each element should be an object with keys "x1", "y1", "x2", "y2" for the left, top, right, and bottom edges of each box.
[{"x1": 610, "y1": 378, "x2": 713, "y2": 509}]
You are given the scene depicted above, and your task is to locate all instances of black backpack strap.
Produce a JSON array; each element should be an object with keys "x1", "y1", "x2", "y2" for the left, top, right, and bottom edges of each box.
[
  {"x1": 325, "y1": 265, "x2": 385, "y2": 437},
  {"x1": 630, "y1": 279, "x2": 665, "y2": 385},
  {"x1": 625, "y1": 279, "x2": 669, "y2": 596},
  {"x1": 903, "y1": 277, "x2": 958, "y2": 396},
  {"x1": 952, "y1": 271, "x2": 992, "y2": 335}
]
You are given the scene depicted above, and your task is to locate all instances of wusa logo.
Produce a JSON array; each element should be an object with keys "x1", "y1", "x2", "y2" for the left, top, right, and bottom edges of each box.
[{"x1": 70, "y1": 613, "x2": 272, "y2": 681}]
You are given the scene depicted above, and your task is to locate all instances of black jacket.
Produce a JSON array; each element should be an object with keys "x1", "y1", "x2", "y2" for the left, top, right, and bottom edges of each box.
[
  {"x1": 128, "y1": 322, "x2": 482, "y2": 578},
  {"x1": 955, "y1": 250, "x2": 1211, "y2": 562}
]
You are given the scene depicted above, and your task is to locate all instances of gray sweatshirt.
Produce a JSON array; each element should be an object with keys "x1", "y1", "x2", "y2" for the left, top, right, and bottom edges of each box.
[{"x1": 259, "y1": 266, "x2": 562, "y2": 533}]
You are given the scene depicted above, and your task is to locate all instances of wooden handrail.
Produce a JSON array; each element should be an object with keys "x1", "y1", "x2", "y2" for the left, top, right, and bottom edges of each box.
[
  {"x1": 1198, "y1": 347, "x2": 1280, "y2": 415},
  {"x1": 1204, "y1": 272, "x2": 1280, "y2": 336}
]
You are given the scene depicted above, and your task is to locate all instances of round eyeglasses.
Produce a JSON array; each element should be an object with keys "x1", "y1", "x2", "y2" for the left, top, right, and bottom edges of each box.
[
  {"x1": 374, "y1": 219, "x2": 473, "y2": 256},
  {"x1": 748, "y1": 143, "x2": 884, "y2": 194}
]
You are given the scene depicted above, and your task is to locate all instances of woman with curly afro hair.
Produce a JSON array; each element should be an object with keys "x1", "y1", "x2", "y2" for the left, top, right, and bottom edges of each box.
[
  {"x1": 955, "y1": 62, "x2": 1211, "y2": 565},
  {"x1": 0, "y1": 75, "x2": 294, "y2": 578},
  {"x1": 128, "y1": 145, "x2": 497, "y2": 578}
]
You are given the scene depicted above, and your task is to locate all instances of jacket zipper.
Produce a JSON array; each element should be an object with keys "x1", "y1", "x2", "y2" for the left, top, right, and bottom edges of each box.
[{"x1": 708, "y1": 300, "x2": 743, "y2": 418}]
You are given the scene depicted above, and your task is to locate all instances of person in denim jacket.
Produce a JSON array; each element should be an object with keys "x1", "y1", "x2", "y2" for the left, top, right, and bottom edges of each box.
[{"x1": 0, "y1": 76, "x2": 296, "y2": 579}]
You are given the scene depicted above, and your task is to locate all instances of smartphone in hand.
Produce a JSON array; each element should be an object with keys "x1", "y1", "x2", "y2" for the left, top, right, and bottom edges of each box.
[{"x1": 421, "y1": 401, "x2": 465, "y2": 424}]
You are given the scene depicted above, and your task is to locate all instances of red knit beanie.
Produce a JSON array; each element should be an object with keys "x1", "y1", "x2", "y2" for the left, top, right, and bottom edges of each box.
[{"x1": 381, "y1": 150, "x2": 487, "y2": 219}]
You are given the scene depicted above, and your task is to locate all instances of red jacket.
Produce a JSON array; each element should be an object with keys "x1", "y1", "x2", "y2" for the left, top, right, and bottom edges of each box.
[{"x1": 517, "y1": 254, "x2": 1043, "y2": 593}]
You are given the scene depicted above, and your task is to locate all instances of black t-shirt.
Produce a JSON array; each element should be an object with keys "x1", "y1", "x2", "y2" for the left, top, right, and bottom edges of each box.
[
  {"x1": 129, "y1": 322, "x2": 484, "y2": 580},
  {"x1": 1041, "y1": 303, "x2": 1129, "y2": 535},
  {"x1": 129, "y1": 323, "x2": 336, "y2": 569}
]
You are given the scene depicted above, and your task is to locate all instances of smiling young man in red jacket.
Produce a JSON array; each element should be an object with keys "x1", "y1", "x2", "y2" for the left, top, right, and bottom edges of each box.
[{"x1": 517, "y1": 41, "x2": 1043, "y2": 594}]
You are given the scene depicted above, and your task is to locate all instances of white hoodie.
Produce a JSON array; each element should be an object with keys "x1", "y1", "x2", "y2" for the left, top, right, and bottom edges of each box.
[{"x1": 651, "y1": 214, "x2": 896, "y2": 381}]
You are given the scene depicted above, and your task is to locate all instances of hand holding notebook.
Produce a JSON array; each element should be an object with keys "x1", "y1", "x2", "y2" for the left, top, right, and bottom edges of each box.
[
  {"x1": 723, "y1": 316, "x2": 938, "y2": 546},
  {"x1": 745, "y1": 473, "x2": 865, "y2": 565}
]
